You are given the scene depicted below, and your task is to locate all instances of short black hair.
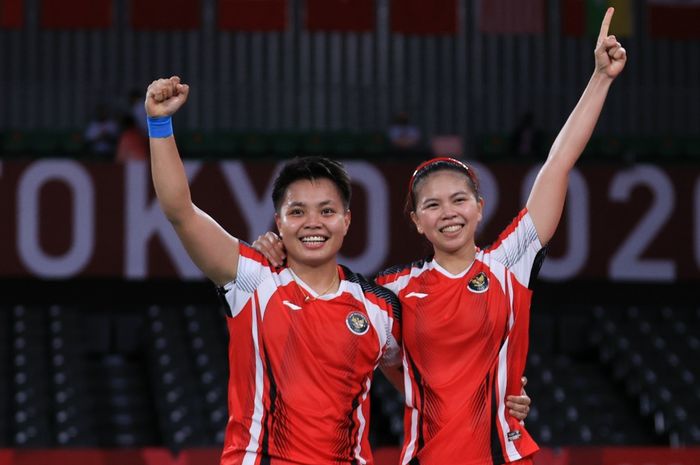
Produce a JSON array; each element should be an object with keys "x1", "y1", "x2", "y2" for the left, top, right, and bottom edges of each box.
[{"x1": 272, "y1": 157, "x2": 352, "y2": 212}]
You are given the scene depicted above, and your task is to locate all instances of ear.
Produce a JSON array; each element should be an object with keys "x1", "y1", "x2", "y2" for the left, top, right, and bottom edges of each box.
[
  {"x1": 274, "y1": 212, "x2": 282, "y2": 237},
  {"x1": 410, "y1": 210, "x2": 424, "y2": 235},
  {"x1": 477, "y1": 197, "x2": 484, "y2": 223},
  {"x1": 342, "y1": 209, "x2": 351, "y2": 236}
]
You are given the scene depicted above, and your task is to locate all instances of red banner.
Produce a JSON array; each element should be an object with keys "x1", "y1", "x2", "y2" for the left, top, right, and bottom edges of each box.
[
  {"x1": 218, "y1": 0, "x2": 286, "y2": 31},
  {"x1": 391, "y1": 0, "x2": 457, "y2": 35},
  {"x1": 306, "y1": 0, "x2": 374, "y2": 32},
  {"x1": 40, "y1": 0, "x2": 112, "y2": 29},
  {"x1": 480, "y1": 0, "x2": 546, "y2": 34},
  {"x1": 0, "y1": 160, "x2": 698, "y2": 281},
  {"x1": 0, "y1": 0, "x2": 23, "y2": 28},
  {"x1": 130, "y1": 0, "x2": 201, "y2": 30},
  {"x1": 648, "y1": 0, "x2": 700, "y2": 39}
]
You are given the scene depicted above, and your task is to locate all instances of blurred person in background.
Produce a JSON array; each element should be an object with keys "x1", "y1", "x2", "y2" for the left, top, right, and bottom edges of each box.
[
  {"x1": 84, "y1": 103, "x2": 119, "y2": 160},
  {"x1": 115, "y1": 114, "x2": 148, "y2": 163},
  {"x1": 128, "y1": 87, "x2": 149, "y2": 137},
  {"x1": 388, "y1": 111, "x2": 422, "y2": 153}
]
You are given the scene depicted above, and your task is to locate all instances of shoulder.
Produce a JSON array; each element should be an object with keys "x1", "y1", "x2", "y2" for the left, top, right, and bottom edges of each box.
[
  {"x1": 483, "y1": 208, "x2": 537, "y2": 253},
  {"x1": 342, "y1": 266, "x2": 401, "y2": 321},
  {"x1": 230, "y1": 241, "x2": 280, "y2": 293},
  {"x1": 374, "y1": 258, "x2": 430, "y2": 286},
  {"x1": 238, "y1": 241, "x2": 273, "y2": 267}
]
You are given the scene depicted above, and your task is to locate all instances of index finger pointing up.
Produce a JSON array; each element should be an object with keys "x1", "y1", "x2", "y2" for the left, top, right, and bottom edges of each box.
[{"x1": 598, "y1": 7, "x2": 614, "y2": 45}]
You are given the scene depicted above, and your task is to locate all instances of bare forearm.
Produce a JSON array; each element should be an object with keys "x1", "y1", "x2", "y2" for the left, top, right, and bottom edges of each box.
[
  {"x1": 527, "y1": 7, "x2": 625, "y2": 245},
  {"x1": 546, "y1": 72, "x2": 613, "y2": 172},
  {"x1": 526, "y1": 74, "x2": 613, "y2": 244},
  {"x1": 144, "y1": 77, "x2": 240, "y2": 284},
  {"x1": 150, "y1": 136, "x2": 194, "y2": 224}
]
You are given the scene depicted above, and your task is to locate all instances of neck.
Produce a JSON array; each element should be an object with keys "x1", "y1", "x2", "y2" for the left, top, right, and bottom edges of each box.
[
  {"x1": 433, "y1": 243, "x2": 477, "y2": 275},
  {"x1": 288, "y1": 259, "x2": 339, "y2": 294}
]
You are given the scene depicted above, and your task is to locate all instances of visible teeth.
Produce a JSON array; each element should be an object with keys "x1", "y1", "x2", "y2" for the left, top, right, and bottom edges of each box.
[
  {"x1": 441, "y1": 225, "x2": 462, "y2": 233},
  {"x1": 301, "y1": 236, "x2": 326, "y2": 243}
]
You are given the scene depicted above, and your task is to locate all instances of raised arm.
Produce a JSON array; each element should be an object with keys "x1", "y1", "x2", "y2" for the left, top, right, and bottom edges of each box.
[
  {"x1": 526, "y1": 8, "x2": 626, "y2": 245},
  {"x1": 147, "y1": 76, "x2": 239, "y2": 285}
]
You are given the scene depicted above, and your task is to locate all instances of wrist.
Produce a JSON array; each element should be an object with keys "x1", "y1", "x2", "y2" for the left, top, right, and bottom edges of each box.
[
  {"x1": 590, "y1": 70, "x2": 614, "y2": 87},
  {"x1": 147, "y1": 115, "x2": 173, "y2": 138}
]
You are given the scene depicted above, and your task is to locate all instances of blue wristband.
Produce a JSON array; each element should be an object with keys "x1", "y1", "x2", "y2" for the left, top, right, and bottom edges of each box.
[{"x1": 147, "y1": 116, "x2": 173, "y2": 138}]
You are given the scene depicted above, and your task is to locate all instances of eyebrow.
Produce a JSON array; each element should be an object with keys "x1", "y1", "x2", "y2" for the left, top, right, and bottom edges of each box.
[
  {"x1": 287, "y1": 199, "x2": 335, "y2": 208},
  {"x1": 420, "y1": 190, "x2": 470, "y2": 205}
]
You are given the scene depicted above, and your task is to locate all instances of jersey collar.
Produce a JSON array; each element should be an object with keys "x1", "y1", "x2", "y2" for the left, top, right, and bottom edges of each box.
[{"x1": 430, "y1": 257, "x2": 476, "y2": 279}]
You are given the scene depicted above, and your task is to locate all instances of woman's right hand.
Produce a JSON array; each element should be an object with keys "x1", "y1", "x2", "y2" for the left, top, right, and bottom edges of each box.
[
  {"x1": 252, "y1": 231, "x2": 287, "y2": 267},
  {"x1": 145, "y1": 75, "x2": 190, "y2": 117}
]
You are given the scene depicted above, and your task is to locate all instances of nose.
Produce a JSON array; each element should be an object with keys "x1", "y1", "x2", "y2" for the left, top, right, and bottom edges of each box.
[
  {"x1": 303, "y1": 210, "x2": 323, "y2": 229},
  {"x1": 441, "y1": 206, "x2": 457, "y2": 220}
]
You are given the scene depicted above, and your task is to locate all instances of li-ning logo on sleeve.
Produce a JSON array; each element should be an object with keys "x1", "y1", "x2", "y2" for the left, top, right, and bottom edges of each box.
[
  {"x1": 346, "y1": 311, "x2": 369, "y2": 335},
  {"x1": 507, "y1": 430, "x2": 522, "y2": 442},
  {"x1": 467, "y1": 272, "x2": 489, "y2": 293}
]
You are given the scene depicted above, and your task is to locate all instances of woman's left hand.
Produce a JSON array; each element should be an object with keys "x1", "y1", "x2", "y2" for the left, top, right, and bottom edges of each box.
[
  {"x1": 595, "y1": 7, "x2": 627, "y2": 79},
  {"x1": 252, "y1": 231, "x2": 287, "y2": 267},
  {"x1": 506, "y1": 376, "x2": 532, "y2": 421}
]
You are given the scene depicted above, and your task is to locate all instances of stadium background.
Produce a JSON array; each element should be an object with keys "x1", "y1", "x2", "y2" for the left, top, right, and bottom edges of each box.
[{"x1": 1, "y1": 0, "x2": 699, "y2": 464}]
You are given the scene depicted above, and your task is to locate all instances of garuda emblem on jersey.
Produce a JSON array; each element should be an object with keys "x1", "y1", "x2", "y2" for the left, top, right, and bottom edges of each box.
[
  {"x1": 467, "y1": 272, "x2": 489, "y2": 293},
  {"x1": 346, "y1": 311, "x2": 369, "y2": 335}
]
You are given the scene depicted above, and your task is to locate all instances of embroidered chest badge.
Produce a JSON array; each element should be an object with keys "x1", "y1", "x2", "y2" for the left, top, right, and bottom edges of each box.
[
  {"x1": 346, "y1": 311, "x2": 370, "y2": 335},
  {"x1": 467, "y1": 272, "x2": 489, "y2": 293}
]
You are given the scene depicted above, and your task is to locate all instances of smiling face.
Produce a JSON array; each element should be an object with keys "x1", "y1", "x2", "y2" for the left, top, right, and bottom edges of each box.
[
  {"x1": 410, "y1": 169, "x2": 483, "y2": 259},
  {"x1": 275, "y1": 178, "x2": 351, "y2": 269}
]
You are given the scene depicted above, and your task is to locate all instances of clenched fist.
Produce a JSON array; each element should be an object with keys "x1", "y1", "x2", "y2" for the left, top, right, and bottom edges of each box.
[{"x1": 145, "y1": 76, "x2": 190, "y2": 118}]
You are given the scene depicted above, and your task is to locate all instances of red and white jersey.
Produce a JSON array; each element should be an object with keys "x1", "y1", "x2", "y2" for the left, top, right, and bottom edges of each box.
[
  {"x1": 217, "y1": 243, "x2": 401, "y2": 465},
  {"x1": 376, "y1": 209, "x2": 543, "y2": 465}
]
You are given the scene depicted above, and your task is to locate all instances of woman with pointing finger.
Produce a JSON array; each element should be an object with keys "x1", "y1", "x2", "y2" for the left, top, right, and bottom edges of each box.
[{"x1": 377, "y1": 9, "x2": 626, "y2": 465}]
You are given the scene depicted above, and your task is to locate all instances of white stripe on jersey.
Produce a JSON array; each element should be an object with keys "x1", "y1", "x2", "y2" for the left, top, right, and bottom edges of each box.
[
  {"x1": 257, "y1": 269, "x2": 294, "y2": 317},
  {"x1": 488, "y1": 212, "x2": 541, "y2": 288},
  {"x1": 495, "y1": 272, "x2": 522, "y2": 461},
  {"x1": 401, "y1": 352, "x2": 418, "y2": 465},
  {"x1": 224, "y1": 254, "x2": 294, "y2": 319},
  {"x1": 345, "y1": 284, "x2": 392, "y2": 358},
  {"x1": 236, "y1": 255, "x2": 266, "y2": 293},
  {"x1": 243, "y1": 298, "x2": 265, "y2": 465},
  {"x1": 482, "y1": 254, "x2": 508, "y2": 295},
  {"x1": 380, "y1": 261, "x2": 432, "y2": 296},
  {"x1": 220, "y1": 279, "x2": 253, "y2": 319},
  {"x1": 219, "y1": 280, "x2": 239, "y2": 316},
  {"x1": 222, "y1": 254, "x2": 268, "y2": 318},
  {"x1": 506, "y1": 271, "x2": 515, "y2": 332},
  {"x1": 353, "y1": 377, "x2": 373, "y2": 465}
]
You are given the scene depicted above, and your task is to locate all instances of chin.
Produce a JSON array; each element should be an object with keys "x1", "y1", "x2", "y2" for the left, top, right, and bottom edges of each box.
[
  {"x1": 297, "y1": 254, "x2": 330, "y2": 266},
  {"x1": 432, "y1": 238, "x2": 469, "y2": 255},
  {"x1": 290, "y1": 246, "x2": 340, "y2": 267}
]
